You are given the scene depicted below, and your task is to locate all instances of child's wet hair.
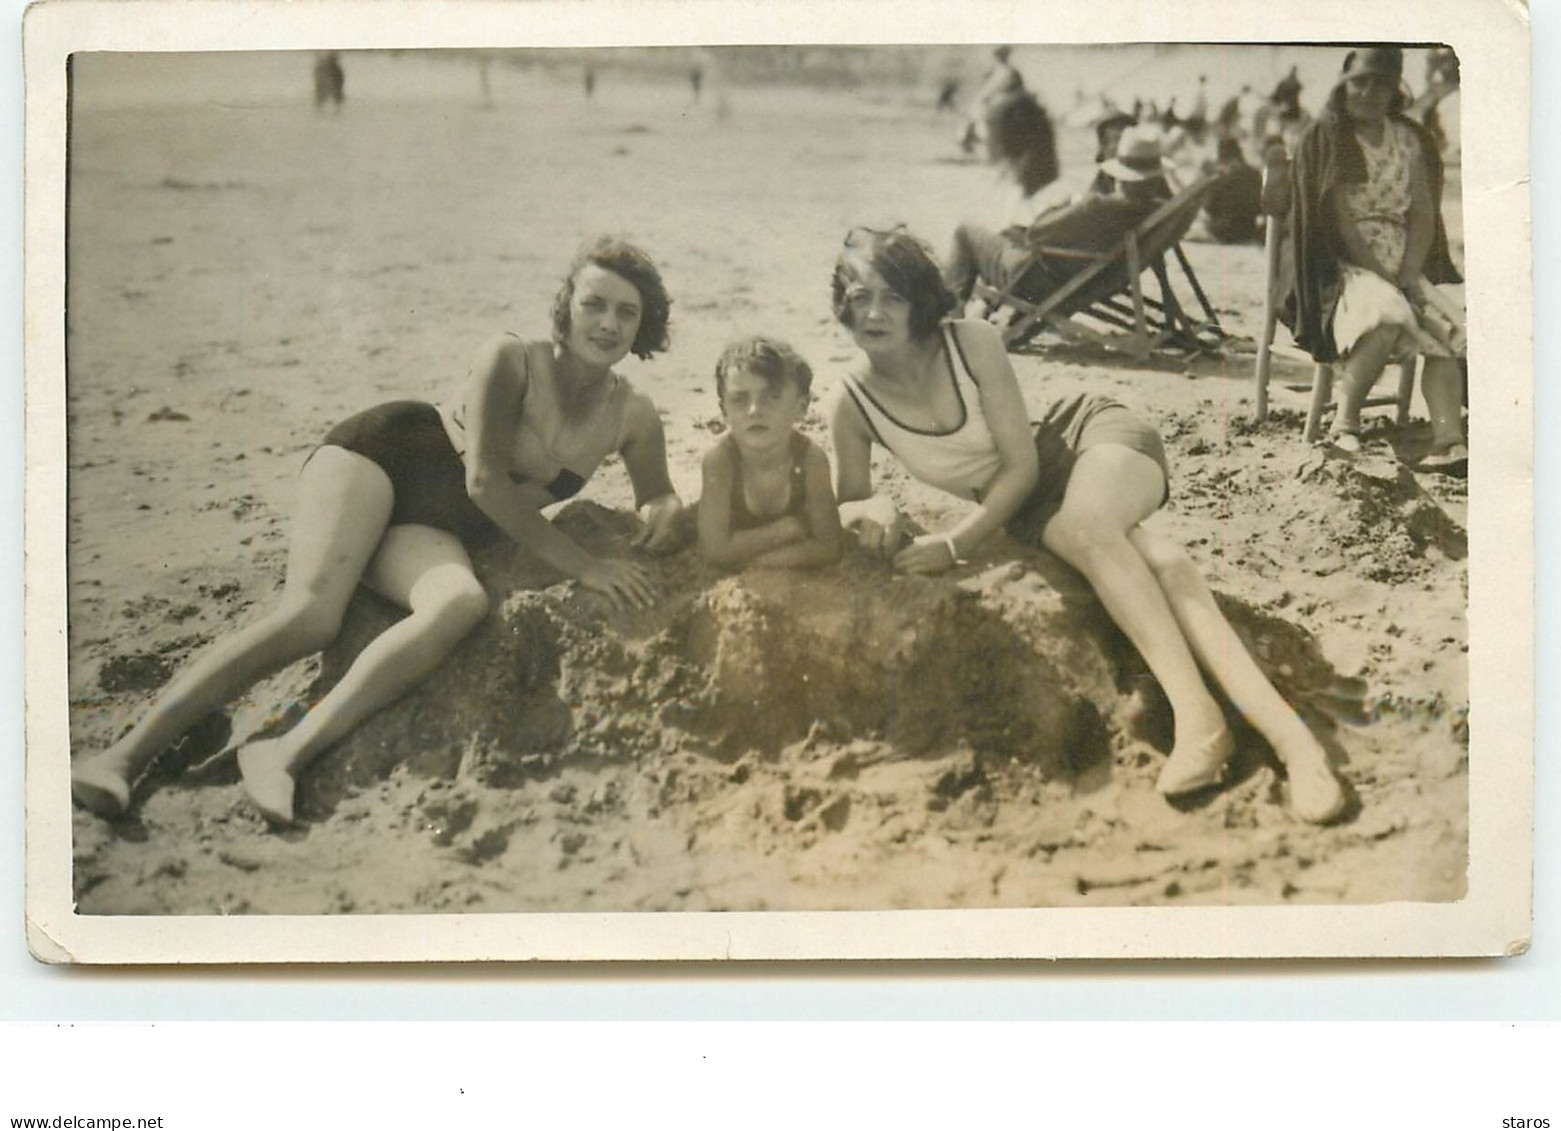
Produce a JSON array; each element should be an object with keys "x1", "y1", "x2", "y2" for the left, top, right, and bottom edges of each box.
[
  {"x1": 715, "y1": 336, "x2": 814, "y2": 402},
  {"x1": 552, "y1": 235, "x2": 673, "y2": 360},
  {"x1": 832, "y1": 226, "x2": 956, "y2": 340}
]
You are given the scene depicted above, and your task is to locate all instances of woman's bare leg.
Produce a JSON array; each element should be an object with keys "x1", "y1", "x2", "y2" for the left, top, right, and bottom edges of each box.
[
  {"x1": 1044, "y1": 445, "x2": 1344, "y2": 821},
  {"x1": 1419, "y1": 355, "x2": 1467, "y2": 451},
  {"x1": 1331, "y1": 323, "x2": 1403, "y2": 440},
  {"x1": 71, "y1": 447, "x2": 395, "y2": 817},
  {"x1": 1041, "y1": 447, "x2": 1228, "y2": 759},
  {"x1": 237, "y1": 524, "x2": 488, "y2": 824},
  {"x1": 1127, "y1": 523, "x2": 1345, "y2": 821}
]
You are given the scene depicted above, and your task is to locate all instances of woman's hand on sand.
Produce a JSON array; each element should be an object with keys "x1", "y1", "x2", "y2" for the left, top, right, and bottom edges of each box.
[
  {"x1": 842, "y1": 495, "x2": 906, "y2": 559},
  {"x1": 578, "y1": 557, "x2": 660, "y2": 611},
  {"x1": 632, "y1": 493, "x2": 685, "y2": 554},
  {"x1": 893, "y1": 533, "x2": 957, "y2": 575}
]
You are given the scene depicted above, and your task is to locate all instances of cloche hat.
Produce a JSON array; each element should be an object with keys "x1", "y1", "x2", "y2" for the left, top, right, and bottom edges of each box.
[{"x1": 1334, "y1": 45, "x2": 1404, "y2": 88}]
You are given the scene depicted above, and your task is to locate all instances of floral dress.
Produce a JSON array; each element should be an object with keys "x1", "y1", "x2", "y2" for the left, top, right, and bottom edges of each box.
[{"x1": 1331, "y1": 119, "x2": 1465, "y2": 360}]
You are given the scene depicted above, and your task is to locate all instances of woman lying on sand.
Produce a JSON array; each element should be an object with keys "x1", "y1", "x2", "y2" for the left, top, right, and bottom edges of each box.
[
  {"x1": 72, "y1": 236, "x2": 687, "y2": 826},
  {"x1": 827, "y1": 226, "x2": 1347, "y2": 824}
]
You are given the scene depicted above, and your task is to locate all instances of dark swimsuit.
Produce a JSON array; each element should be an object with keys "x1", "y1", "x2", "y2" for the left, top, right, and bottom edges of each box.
[
  {"x1": 726, "y1": 432, "x2": 810, "y2": 532},
  {"x1": 315, "y1": 400, "x2": 587, "y2": 550},
  {"x1": 1002, "y1": 393, "x2": 1170, "y2": 548}
]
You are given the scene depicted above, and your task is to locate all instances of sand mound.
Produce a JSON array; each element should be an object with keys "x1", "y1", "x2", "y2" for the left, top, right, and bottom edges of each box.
[{"x1": 198, "y1": 503, "x2": 1358, "y2": 833}]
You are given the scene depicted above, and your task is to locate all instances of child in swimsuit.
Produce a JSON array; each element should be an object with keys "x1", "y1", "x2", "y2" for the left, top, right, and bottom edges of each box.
[{"x1": 697, "y1": 336, "x2": 842, "y2": 571}]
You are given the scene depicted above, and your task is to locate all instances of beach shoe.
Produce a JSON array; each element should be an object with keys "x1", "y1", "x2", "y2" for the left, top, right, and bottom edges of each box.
[
  {"x1": 71, "y1": 762, "x2": 132, "y2": 818},
  {"x1": 1416, "y1": 442, "x2": 1468, "y2": 477},
  {"x1": 1284, "y1": 753, "x2": 1348, "y2": 825},
  {"x1": 1156, "y1": 727, "x2": 1236, "y2": 797},
  {"x1": 1326, "y1": 429, "x2": 1363, "y2": 457}
]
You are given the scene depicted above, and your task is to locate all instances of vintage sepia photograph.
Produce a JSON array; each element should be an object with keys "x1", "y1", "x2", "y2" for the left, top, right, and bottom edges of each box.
[{"x1": 23, "y1": 0, "x2": 1533, "y2": 962}]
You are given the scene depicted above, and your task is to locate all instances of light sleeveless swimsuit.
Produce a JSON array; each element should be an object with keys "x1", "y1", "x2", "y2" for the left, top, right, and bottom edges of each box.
[{"x1": 840, "y1": 322, "x2": 1169, "y2": 546}]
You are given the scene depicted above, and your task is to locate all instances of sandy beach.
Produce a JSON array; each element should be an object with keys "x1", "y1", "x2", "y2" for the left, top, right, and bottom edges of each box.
[{"x1": 62, "y1": 46, "x2": 1470, "y2": 917}]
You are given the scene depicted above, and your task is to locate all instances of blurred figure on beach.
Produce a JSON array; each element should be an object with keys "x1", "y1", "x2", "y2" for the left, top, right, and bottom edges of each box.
[
  {"x1": 697, "y1": 337, "x2": 842, "y2": 572},
  {"x1": 1181, "y1": 74, "x2": 1211, "y2": 145},
  {"x1": 936, "y1": 76, "x2": 961, "y2": 113},
  {"x1": 1411, "y1": 46, "x2": 1461, "y2": 163},
  {"x1": 1199, "y1": 136, "x2": 1262, "y2": 244},
  {"x1": 71, "y1": 237, "x2": 689, "y2": 826},
  {"x1": 958, "y1": 45, "x2": 1027, "y2": 160},
  {"x1": 1256, "y1": 63, "x2": 1312, "y2": 156},
  {"x1": 1282, "y1": 46, "x2": 1467, "y2": 473},
  {"x1": 690, "y1": 64, "x2": 704, "y2": 104},
  {"x1": 312, "y1": 51, "x2": 344, "y2": 114},
  {"x1": 1272, "y1": 66, "x2": 1303, "y2": 118},
  {"x1": 583, "y1": 64, "x2": 597, "y2": 99},
  {"x1": 987, "y1": 88, "x2": 1059, "y2": 203},
  {"x1": 1214, "y1": 86, "x2": 1249, "y2": 143}
]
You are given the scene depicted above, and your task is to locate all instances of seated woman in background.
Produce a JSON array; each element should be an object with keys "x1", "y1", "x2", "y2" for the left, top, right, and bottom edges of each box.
[
  {"x1": 72, "y1": 236, "x2": 687, "y2": 826},
  {"x1": 1284, "y1": 46, "x2": 1467, "y2": 472},
  {"x1": 828, "y1": 225, "x2": 1347, "y2": 824}
]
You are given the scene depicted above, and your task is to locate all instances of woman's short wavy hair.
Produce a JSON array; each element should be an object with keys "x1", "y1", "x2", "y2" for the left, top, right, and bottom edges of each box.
[
  {"x1": 551, "y1": 236, "x2": 672, "y2": 360},
  {"x1": 830, "y1": 226, "x2": 956, "y2": 342}
]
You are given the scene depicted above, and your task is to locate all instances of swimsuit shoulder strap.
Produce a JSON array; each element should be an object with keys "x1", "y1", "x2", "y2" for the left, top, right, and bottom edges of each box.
[
  {"x1": 839, "y1": 371, "x2": 888, "y2": 448},
  {"x1": 942, "y1": 322, "x2": 982, "y2": 423},
  {"x1": 789, "y1": 430, "x2": 810, "y2": 478}
]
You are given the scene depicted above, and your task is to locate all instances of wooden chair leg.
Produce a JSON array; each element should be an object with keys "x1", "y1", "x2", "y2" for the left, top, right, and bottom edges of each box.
[
  {"x1": 1124, "y1": 232, "x2": 1148, "y2": 359},
  {"x1": 1304, "y1": 363, "x2": 1333, "y2": 444},
  {"x1": 1173, "y1": 242, "x2": 1220, "y2": 326},
  {"x1": 1394, "y1": 357, "x2": 1418, "y2": 427},
  {"x1": 1254, "y1": 307, "x2": 1279, "y2": 423},
  {"x1": 1252, "y1": 220, "x2": 1282, "y2": 423}
]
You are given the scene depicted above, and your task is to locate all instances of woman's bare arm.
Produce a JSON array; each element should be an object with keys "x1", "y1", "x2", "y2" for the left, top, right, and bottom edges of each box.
[
  {"x1": 697, "y1": 443, "x2": 805, "y2": 568},
  {"x1": 893, "y1": 320, "x2": 1038, "y2": 573},
  {"x1": 741, "y1": 442, "x2": 843, "y2": 569},
  {"x1": 617, "y1": 389, "x2": 685, "y2": 552},
  {"x1": 827, "y1": 384, "x2": 905, "y2": 556}
]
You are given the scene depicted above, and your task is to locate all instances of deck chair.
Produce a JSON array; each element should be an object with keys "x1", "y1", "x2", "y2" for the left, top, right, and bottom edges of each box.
[
  {"x1": 1251, "y1": 151, "x2": 1415, "y2": 442},
  {"x1": 975, "y1": 173, "x2": 1227, "y2": 359}
]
